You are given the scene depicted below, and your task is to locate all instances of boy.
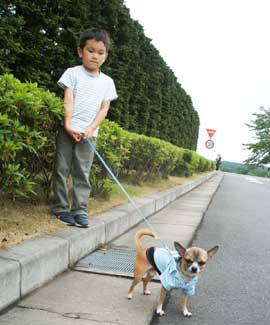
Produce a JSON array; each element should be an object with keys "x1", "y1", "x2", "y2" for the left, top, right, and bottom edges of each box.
[{"x1": 51, "y1": 28, "x2": 117, "y2": 227}]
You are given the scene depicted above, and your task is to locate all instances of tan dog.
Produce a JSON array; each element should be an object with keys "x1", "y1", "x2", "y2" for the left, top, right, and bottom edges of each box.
[{"x1": 128, "y1": 228, "x2": 219, "y2": 317}]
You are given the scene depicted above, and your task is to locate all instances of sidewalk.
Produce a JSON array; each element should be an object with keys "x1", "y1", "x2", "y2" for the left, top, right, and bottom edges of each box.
[{"x1": 0, "y1": 172, "x2": 223, "y2": 323}]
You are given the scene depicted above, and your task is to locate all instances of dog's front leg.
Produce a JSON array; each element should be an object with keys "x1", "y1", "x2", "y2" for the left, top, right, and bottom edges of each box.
[
  {"x1": 181, "y1": 294, "x2": 192, "y2": 317},
  {"x1": 156, "y1": 286, "x2": 167, "y2": 316}
]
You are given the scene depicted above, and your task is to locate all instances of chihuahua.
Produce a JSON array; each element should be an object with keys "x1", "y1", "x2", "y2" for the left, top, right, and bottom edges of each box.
[{"x1": 127, "y1": 228, "x2": 218, "y2": 317}]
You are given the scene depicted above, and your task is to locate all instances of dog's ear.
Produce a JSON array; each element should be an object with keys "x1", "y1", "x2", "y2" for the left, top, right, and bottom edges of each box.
[
  {"x1": 174, "y1": 242, "x2": 186, "y2": 257},
  {"x1": 207, "y1": 245, "x2": 219, "y2": 258}
]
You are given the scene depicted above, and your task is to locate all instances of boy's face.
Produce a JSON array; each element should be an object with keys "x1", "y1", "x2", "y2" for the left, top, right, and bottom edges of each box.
[{"x1": 77, "y1": 39, "x2": 107, "y2": 74}]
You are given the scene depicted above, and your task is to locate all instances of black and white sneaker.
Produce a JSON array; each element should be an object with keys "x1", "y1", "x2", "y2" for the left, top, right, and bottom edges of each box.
[
  {"x1": 74, "y1": 214, "x2": 89, "y2": 228},
  {"x1": 56, "y1": 212, "x2": 76, "y2": 226}
]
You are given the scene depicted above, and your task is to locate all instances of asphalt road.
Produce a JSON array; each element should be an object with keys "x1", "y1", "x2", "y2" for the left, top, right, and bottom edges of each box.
[{"x1": 151, "y1": 172, "x2": 270, "y2": 325}]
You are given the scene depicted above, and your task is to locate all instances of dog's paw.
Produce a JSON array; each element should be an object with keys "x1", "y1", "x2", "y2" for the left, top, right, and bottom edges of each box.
[
  {"x1": 143, "y1": 290, "x2": 152, "y2": 295},
  {"x1": 182, "y1": 308, "x2": 192, "y2": 317},
  {"x1": 156, "y1": 306, "x2": 165, "y2": 316},
  {"x1": 127, "y1": 293, "x2": 133, "y2": 300}
]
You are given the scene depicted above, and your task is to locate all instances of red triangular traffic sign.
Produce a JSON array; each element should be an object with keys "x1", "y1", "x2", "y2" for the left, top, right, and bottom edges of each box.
[{"x1": 206, "y1": 128, "x2": 216, "y2": 139}]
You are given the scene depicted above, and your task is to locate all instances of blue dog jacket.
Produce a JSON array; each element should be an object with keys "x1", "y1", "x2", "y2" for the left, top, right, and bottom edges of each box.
[{"x1": 153, "y1": 248, "x2": 198, "y2": 295}]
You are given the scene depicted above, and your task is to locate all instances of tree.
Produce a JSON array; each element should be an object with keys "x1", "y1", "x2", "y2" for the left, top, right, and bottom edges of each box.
[{"x1": 244, "y1": 106, "x2": 270, "y2": 165}]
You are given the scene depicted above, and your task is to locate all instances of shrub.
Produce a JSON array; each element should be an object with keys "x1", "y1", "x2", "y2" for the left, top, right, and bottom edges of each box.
[
  {"x1": 90, "y1": 120, "x2": 131, "y2": 198},
  {"x1": 123, "y1": 134, "x2": 179, "y2": 182},
  {"x1": 0, "y1": 75, "x2": 213, "y2": 200},
  {"x1": 0, "y1": 74, "x2": 63, "y2": 199}
]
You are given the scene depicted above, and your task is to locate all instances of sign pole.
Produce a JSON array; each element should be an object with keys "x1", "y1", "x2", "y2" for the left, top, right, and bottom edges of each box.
[{"x1": 205, "y1": 129, "x2": 216, "y2": 160}]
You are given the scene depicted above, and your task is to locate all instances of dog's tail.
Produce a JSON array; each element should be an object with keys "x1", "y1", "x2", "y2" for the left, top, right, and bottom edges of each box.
[{"x1": 135, "y1": 228, "x2": 156, "y2": 254}]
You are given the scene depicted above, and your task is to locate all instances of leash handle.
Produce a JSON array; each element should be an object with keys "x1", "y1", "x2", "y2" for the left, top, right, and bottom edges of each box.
[{"x1": 86, "y1": 137, "x2": 172, "y2": 249}]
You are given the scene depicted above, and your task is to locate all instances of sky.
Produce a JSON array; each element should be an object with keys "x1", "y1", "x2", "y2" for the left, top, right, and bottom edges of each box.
[{"x1": 124, "y1": 0, "x2": 270, "y2": 163}]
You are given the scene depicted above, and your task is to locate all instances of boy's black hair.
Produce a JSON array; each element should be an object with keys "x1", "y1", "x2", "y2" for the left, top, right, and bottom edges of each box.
[{"x1": 79, "y1": 28, "x2": 111, "y2": 51}]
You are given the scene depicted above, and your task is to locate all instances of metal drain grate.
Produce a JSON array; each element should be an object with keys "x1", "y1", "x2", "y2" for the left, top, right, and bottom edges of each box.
[{"x1": 74, "y1": 248, "x2": 137, "y2": 277}]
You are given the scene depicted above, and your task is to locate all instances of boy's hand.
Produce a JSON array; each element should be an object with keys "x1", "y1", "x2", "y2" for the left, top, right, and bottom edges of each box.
[
  {"x1": 81, "y1": 100, "x2": 110, "y2": 141},
  {"x1": 64, "y1": 125, "x2": 81, "y2": 142},
  {"x1": 83, "y1": 127, "x2": 95, "y2": 141}
]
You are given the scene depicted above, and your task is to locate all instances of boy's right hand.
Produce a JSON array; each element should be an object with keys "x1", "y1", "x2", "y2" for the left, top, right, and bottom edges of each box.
[
  {"x1": 63, "y1": 88, "x2": 80, "y2": 141},
  {"x1": 64, "y1": 125, "x2": 81, "y2": 142}
]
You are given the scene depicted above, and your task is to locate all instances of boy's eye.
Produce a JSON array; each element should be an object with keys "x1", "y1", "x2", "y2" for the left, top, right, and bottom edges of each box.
[{"x1": 87, "y1": 49, "x2": 105, "y2": 56}]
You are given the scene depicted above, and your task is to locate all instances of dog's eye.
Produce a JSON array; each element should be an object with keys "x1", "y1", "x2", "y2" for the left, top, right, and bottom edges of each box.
[
  {"x1": 185, "y1": 258, "x2": 193, "y2": 264},
  {"x1": 198, "y1": 261, "x2": 206, "y2": 266}
]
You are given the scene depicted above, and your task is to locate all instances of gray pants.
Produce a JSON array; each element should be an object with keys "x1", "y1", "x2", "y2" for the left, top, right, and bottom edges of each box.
[{"x1": 51, "y1": 127, "x2": 95, "y2": 216}]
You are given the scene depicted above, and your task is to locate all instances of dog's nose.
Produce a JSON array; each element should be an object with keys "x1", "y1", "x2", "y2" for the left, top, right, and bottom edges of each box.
[{"x1": 191, "y1": 267, "x2": 198, "y2": 273}]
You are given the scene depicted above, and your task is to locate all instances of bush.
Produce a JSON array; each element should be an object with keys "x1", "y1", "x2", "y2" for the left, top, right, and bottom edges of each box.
[
  {"x1": 90, "y1": 120, "x2": 131, "y2": 198},
  {"x1": 123, "y1": 134, "x2": 179, "y2": 182},
  {"x1": 0, "y1": 74, "x2": 63, "y2": 199},
  {"x1": 0, "y1": 75, "x2": 213, "y2": 200}
]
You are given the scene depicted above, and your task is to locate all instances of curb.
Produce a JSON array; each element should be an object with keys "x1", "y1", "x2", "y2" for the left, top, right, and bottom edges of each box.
[{"x1": 0, "y1": 171, "x2": 220, "y2": 312}]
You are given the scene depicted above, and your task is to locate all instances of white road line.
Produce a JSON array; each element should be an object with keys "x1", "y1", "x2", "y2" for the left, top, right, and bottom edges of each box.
[{"x1": 245, "y1": 176, "x2": 264, "y2": 184}]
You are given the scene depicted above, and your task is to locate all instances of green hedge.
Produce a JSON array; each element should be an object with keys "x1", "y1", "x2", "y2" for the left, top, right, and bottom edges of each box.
[
  {"x1": 0, "y1": 0, "x2": 199, "y2": 150},
  {"x1": 0, "y1": 74, "x2": 63, "y2": 198},
  {"x1": 93, "y1": 120, "x2": 214, "y2": 197},
  {"x1": 0, "y1": 74, "x2": 214, "y2": 200}
]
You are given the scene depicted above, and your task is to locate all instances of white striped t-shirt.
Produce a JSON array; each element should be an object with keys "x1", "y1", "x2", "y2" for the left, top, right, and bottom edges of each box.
[{"x1": 58, "y1": 65, "x2": 118, "y2": 136}]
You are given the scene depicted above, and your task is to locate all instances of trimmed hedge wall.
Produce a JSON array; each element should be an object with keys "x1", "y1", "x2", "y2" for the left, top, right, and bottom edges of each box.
[{"x1": 0, "y1": 0, "x2": 199, "y2": 150}]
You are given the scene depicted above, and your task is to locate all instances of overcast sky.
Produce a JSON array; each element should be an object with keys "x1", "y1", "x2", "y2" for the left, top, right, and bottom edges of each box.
[{"x1": 124, "y1": 0, "x2": 270, "y2": 163}]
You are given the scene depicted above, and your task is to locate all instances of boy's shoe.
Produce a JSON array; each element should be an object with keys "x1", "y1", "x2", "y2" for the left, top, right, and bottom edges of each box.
[
  {"x1": 74, "y1": 214, "x2": 89, "y2": 228},
  {"x1": 56, "y1": 212, "x2": 76, "y2": 226}
]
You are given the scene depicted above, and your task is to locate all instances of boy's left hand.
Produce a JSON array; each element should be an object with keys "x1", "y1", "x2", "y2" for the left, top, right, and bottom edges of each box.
[{"x1": 83, "y1": 127, "x2": 95, "y2": 140}]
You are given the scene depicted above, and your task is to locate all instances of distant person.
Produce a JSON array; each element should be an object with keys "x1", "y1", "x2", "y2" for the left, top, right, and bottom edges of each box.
[
  {"x1": 51, "y1": 28, "x2": 118, "y2": 228},
  {"x1": 215, "y1": 154, "x2": 222, "y2": 170}
]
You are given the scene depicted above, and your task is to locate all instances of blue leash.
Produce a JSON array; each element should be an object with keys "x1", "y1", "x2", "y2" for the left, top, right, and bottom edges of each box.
[{"x1": 86, "y1": 137, "x2": 170, "y2": 250}]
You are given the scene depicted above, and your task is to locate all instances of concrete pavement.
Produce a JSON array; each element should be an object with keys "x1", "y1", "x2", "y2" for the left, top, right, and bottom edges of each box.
[{"x1": 0, "y1": 172, "x2": 223, "y2": 324}]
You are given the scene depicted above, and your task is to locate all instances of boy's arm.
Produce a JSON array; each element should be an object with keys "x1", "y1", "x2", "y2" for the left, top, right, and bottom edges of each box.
[
  {"x1": 63, "y1": 87, "x2": 81, "y2": 142},
  {"x1": 84, "y1": 100, "x2": 111, "y2": 139}
]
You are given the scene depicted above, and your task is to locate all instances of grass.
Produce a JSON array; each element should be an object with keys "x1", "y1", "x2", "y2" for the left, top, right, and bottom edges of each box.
[{"x1": 0, "y1": 174, "x2": 205, "y2": 249}]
